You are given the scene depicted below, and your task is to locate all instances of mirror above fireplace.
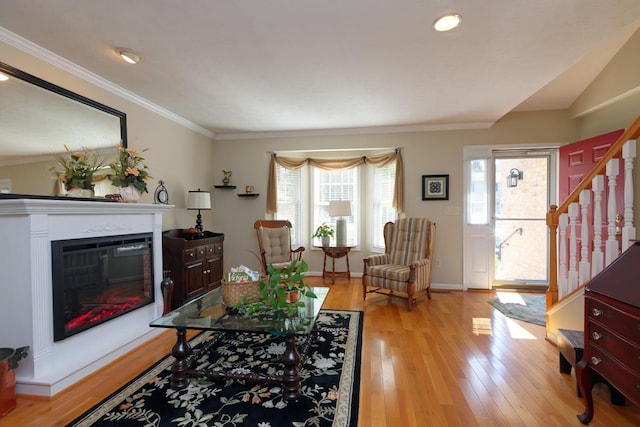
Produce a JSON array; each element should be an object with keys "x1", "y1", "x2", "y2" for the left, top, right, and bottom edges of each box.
[{"x1": 0, "y1": 61, "x2": 127, "y2": 194}]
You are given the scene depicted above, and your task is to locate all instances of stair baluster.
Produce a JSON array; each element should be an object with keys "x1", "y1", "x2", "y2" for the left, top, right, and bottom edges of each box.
[
  {"x1": 605, "y1": 158, "x2": 620, "y2": 266},
  {"x1": 591, "y1": 175, "x2": 605, "y2": 278},
  {"x1": 622, "y1": 140, "x2": 636, "y2": 251}
]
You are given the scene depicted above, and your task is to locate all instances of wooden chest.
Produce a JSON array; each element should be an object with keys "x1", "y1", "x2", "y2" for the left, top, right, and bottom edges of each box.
[
  {"x1": 576, "y1": 242, "x2": 640, "y2": 424},
  {"x1": 162, "y1": 229, "x2": 224, "y2": 309}
]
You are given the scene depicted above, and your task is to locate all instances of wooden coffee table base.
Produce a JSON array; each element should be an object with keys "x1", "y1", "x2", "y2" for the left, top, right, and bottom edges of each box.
[{"x1": 169, "y1": 327, "x2": 317, "y2": 402}]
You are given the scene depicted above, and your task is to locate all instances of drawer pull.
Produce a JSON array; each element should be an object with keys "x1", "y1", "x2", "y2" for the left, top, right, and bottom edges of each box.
[
  {"x1": 592, "y1": 332, "x2": 603, "y2": 340},
  {"x1": 592, "y1": 308, "x2": 603, "y2": 317},
  {"x1": 591, "y1": 356, "x2": 602, "y2": 365}
]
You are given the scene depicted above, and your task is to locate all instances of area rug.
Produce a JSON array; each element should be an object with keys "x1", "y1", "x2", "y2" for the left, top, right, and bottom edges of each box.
[
  {"x1": 67, "y1": 309, "x2": 362, "y2": 427},
  {"x1": 487, "y1": 292, "x2": 546, "y2": 326}
]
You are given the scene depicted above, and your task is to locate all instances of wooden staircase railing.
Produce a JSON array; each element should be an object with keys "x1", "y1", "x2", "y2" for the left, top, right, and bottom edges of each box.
[{"x1": 547, "y1": 114, "x2": 640, "y2": 310}]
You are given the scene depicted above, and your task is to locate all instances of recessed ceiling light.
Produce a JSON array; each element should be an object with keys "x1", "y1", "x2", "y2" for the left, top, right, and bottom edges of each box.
[
  {"x1": 115, "y1": 48, "x2": 141, "y2": 64},
  {"x1": 433, "y1": 13, "x2": 462, "y2": 32},
  {"x1": 0, "y1": 72, "x2": 9, "y2": 81}
]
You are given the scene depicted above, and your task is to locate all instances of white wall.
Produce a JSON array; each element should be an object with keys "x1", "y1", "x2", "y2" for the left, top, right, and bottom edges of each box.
[{"x1": 211, "y1": 111, "x2": 578, "y2": 286}]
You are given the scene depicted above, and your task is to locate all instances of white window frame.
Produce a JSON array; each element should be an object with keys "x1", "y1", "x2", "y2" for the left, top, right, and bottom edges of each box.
[
  {"x1": 369, "y1": 162, "x2": 397, "y2": 252},
  {"x1": 311, "y1": 166, "x2": 361, "y2": 247},
  {"x1": 274, "y1": 153, "x2": 398, "y2": 252}
]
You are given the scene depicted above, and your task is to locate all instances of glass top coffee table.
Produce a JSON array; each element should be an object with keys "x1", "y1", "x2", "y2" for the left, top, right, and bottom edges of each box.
[{"x1": 150, "y1": 286, "x2": 329, "y2": 401}]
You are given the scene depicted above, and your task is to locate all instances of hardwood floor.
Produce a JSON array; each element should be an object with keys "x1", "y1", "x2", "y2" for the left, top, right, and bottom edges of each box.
[{"x1": 2, "y1": 277, "x2": 639, "y2": 426}]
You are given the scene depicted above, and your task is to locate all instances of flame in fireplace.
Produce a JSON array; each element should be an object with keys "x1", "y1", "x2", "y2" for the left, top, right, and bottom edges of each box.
[{"x1": 65, "y1": 297, "x2": 145, "y2": 333}]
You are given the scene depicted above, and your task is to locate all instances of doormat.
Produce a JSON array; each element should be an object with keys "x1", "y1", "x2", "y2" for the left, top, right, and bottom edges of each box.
[
  {"x1": 67, "y1": 309, "x2": 362, "y2": 427},
  {"x1": 487, "y1": 292, "x2": 546, "y2": 326}
]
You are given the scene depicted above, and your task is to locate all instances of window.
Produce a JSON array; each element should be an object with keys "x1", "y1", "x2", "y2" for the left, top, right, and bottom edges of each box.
[
  {"x1": 371, "y1": 162, "x2": 396, "y2": 250},
  {"x1": 468, "y1": 159, "x2": 488, "y2": 225},
  {"x1": 274, "y1": 166, "x2": 302, "y2": 246},
  {"x1": 274, "y1": 155, "x2": 397, "y2": 251},
  {"x1": 313, "y1": 167, "x2": 359, "y2": 246}
]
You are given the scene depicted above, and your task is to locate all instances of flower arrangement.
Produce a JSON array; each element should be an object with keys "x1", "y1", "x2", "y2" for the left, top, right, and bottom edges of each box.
[
  {"x1": 51, "y1": 145, "x2": 109, "y2": 191},
  {"x1": 109, "y1": 145, "x2": 152, "y2": 193},
  {"x1": 312, "y1": 222, "x2": 335, "y2": 238}
]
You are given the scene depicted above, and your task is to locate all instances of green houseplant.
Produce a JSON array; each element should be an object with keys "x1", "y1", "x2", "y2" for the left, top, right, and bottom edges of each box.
[
  {"x1": 312, "y1": 222, "x2": 334, "y2": 246},
  {"x1": 312, "y1": 222, "x2": 334, "y2": 239},
  {"x1": 240, "y1": 259, "x2": 317, "y2": 316}
]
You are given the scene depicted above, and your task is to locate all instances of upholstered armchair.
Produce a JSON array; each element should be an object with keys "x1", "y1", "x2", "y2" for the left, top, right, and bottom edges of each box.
[
  {"x1": 254, "y1": 220, "x2": 305, "y2": 272},
  {"x1": 362, "y1": 218, "x2": 436, "y2": 311}
]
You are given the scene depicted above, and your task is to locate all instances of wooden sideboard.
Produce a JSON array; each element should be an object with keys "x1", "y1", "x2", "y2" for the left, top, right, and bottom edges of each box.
[
  {"x1": 162, "y1": 229, "x2": 224, "y2": 309},
  {"x1": 576, "y1": 242, "x2": 640, "y2": 424}
]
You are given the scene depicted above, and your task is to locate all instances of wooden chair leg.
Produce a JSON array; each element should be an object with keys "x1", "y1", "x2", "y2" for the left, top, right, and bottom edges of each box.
[{"x1": 362, "y1": 275, "x2": 367, "y2": 302}]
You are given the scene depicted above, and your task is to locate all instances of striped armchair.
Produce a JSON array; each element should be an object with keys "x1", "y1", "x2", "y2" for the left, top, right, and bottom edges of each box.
[{"x1": 362, "y1": 218, "x2": 436, "y2": 311}]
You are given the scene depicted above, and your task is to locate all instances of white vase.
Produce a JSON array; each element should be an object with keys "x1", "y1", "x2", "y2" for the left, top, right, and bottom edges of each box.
[
  {"x1": 117, "y1": 185, "x2": 141, "y2": 203},
  {"x1": 67, "y1": 187, "x2": 94, "y2": 198},
  {"x1": 321, "y1": 236, "x2": 331, "y2": 246}
]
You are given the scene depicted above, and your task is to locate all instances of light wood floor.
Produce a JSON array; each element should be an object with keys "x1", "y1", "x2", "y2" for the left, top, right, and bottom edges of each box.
[{"x1": 2, "y1": 278, "x2": 640, "y2": 426}]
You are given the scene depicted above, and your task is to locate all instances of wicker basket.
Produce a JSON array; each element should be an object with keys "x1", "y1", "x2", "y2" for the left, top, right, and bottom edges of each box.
[
  {"x1": 221, "y1": 278, "x2": 263, "y2": 306},
  {"x1": 221, "y1": 250, "x2": 265, "y2": 306}
]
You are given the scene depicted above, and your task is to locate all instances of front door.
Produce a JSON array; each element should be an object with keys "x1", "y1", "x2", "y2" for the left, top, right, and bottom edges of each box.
[
  {"x1": 493, "y1": 156, "x2": 549, "y2": 287},
  {"x1": 463, "y1": 147, "x2": 556, "y2": 290}
]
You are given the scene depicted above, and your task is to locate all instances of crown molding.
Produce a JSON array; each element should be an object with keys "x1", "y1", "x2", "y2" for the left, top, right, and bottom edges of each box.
[
  {"x1": 0, "y1": 26, "x2": 215, "y2": 139},
  {"x1": 213, "y1": 121, "x2": 494, "y2": 140}
]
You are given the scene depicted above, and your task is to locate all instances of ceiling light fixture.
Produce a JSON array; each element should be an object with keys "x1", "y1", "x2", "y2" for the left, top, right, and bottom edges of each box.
[
  {"x1": 0, "y1": 72, "x2": 9, "y2": 81},
  {"x1": 115, "y1": 48, "x2": 141, "y2": 64},
  {"x1": 433, "y1": 13, "x2": 462, "y2": 32}
]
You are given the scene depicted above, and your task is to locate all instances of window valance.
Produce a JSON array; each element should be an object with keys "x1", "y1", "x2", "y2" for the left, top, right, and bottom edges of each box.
[{"x1": 267, "y1": 150, "x2": 404, "y2": 214}]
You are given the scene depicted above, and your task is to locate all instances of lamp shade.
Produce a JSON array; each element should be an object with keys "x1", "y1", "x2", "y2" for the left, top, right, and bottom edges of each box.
[
  {"x1": 187, "y1": 189, "x2": 211, "y2": 210},
  {"x1": 329, "y1": 200, "x2": 352, "y2": 217}
]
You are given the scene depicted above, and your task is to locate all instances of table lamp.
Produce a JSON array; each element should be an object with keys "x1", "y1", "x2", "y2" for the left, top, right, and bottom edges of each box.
[
  {"x1": 187, "y1": 189, "x2": 211, "y2": 232},
  {"x1": 329, "y1": 200, "x2": 351, "y2": 246}
]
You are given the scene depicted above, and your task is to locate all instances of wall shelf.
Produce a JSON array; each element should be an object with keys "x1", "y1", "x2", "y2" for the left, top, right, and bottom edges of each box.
[
  {"x1": 238, "y1": 193, "x2": 259, "y2": 198},
  {"x1": 213, "y1": 185, "x2": 237, "y2": 189}
]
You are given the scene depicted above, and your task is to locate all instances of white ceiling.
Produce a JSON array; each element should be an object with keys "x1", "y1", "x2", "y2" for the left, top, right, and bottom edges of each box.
[{"x1": 1, "y1": 0, "x2": 640, "y2": 140}]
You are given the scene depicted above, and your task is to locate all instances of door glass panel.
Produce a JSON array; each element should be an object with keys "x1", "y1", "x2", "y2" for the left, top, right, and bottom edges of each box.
[
  {"x1": 468, "y1": 159, "x2": 488, "y2": 224},
  {"x1": 494, "y1": 157, "x2": 548, "y2": 283}
]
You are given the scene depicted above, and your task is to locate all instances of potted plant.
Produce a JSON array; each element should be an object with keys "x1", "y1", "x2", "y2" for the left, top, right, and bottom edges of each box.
[
  {"x1": 109, "y1": 144, "x2": 152, "y2": 202},
  {"x1": 50, "y1": 145, "x2": 110, "y2": 197},
  {"x1": 312, "y1": 222, "x2": 334, "y2": 246},
  {"x1": 241, "y1": 259, "x2": 317, "y2": 316}
]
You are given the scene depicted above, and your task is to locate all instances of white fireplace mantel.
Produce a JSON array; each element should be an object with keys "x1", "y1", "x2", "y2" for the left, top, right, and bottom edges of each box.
[{"x1": 0, "y1": 198, "x2": 173, "y2": 396}]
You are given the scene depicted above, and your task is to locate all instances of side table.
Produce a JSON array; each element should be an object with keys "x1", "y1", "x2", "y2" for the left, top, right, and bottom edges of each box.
[{"x1": 316, "y1": 245, "x2": 355, "y2": 284}]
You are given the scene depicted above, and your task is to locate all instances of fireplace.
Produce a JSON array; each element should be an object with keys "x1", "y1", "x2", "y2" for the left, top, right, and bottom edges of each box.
[{"x1": 51, "y1": 233, "x2": 155, "y2": 341}]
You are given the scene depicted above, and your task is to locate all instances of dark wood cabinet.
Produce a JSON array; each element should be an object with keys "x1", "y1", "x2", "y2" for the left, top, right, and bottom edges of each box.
[
  {"x1": 162, "y1": 229, "x2": 224, "y2": 309},
  {"x1": 576, "y1": 242, "x2": 640, "y2": 424}
]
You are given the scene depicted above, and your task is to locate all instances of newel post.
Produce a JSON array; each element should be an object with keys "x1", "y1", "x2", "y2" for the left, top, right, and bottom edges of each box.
[{"x1": 547, "y1": 205, "x2": 559, "y2": 307}]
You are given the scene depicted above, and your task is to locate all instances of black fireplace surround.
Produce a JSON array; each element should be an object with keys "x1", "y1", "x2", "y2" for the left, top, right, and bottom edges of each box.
[{"x1": 51, "y1": 233, "x2": 155, "y2": 341}]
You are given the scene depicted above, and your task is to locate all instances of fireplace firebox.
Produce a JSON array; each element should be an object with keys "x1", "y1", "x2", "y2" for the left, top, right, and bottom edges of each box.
[{"x1": 51, "y1": 233, "x2": 154, "y2": 341}]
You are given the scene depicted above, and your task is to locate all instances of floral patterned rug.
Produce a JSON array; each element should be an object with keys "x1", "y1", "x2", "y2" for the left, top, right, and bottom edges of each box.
[{"x1": 67, "y1": 309, "x2": 362, "y2": 427}]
